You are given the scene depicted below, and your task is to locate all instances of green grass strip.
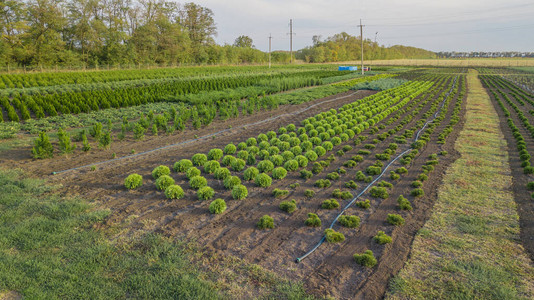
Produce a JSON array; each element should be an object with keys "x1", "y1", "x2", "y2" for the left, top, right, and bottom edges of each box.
[{"x1": 386, "y1": 69, "x2": 534, "y2": 300}]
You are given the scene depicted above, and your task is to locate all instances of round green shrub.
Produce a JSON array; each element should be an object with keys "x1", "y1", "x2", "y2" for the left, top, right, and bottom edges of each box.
[
  {"x1": 186, "y1": 167, "x2": 201, "y2": 179},
  {"x1": 353, "y1": 250, "x2": 377, "y2": 267},
  {"x1": 191, "y1": 153, "x2": 208, "y2": 166},
  {"x1": 314, "y1": 146, "x2": 327, "y2": 157},
  {"x1": 374, "y1": 231, "x2": 392, "y2": 244},
  {"x1": 197, "y1": 186, "x2": 215, "y2": 200},
  {"x1": 222, "y1": 155, "x2": 237, "y2": 167},
  {"x1": 243, "y1": 167, "x2": 260, "y2": 181},
  {"x1": 270, "y1": 155, "x2": 284, "y2": 167},
  {"x1": 322, "y1": 199, "x2": 340, "y2": 209},
  {"x1": 189, "y1": 175, "x2": 208, "y2": 190},
  {"x1": 284, "y1": 160, "x2": 299, "y2": 172},
  {"x1": 209, "y1": 199, "x2": 227, "y2": 214},
  {"x1": 411, "y1": 188, "x2": 424, "y2": 197},
  {"x1": 156, "y1": 175, "x2": 175, "y2": 191},
  {"x1": 231, "y1": 158, "x2": 246, "y2": 171},
  {"x1": 295, "y1": 155, "x2": 309, "y2": 168},
  {"x1": 324, "y1": 229, "x2": 345, "y2": 243},
  {"x1": 338, "y1": 215, "x2": 360, "y2": 228},
  {"x1": 124, "y1": 173, "x2": 143, "y2": 189},
  {"x1": 223, "y1": 144, "x2": 237, "y2": 154},
  {"x1": 279, "y1": 199, "x2": 297, "y2": 213},
  {"x1": 165, "y1": 185, "x2": 184, "y2": 199},
  {"x1": 272, "y1": 167, "x2": 288, "y2": 180},
  {"x1": 246, "y1": 137, "x2": 257, "y2": 146},
  {"x1": 322, "y1": 141, "x2": 334, "y2": 151},
  {"x1": 282, "y1": 151, "x2": 295, "y2": 161},
  {"x1": 268, "y1": 146, "x2": 280, "y2": 156},
  {"x1": 527, "y1": 182, "x2": 534, "y2": 191},
  {"x1": 387, "y1": 214, "x2": 405, "y2": 226},
  {"x1": 411, "y1": 180, "x2": 423, "y2": 188},
  {"x1": 224, "y1": 175, "x2": 241, "y2": 190},
  {"x1": 397, "y1": 195, "x2": 412, "y2": 210},
  {"x1": 173, "y1": 159, "x2": 193, "y2": 172},
  {"x1": 305, "y1": 150, "x2": 318, "y2": 162},
  {"x1": 208, "y1": 148, "x2": 224, "y2": 161},
  {"x1": 237, "y1": 142, "x2": 247, "y2": 150},
  {"x1": 152, "y1": 165, "x2": 170, "y2": 179},
  {"x1": 232, "y1": 184, "x2": 248, "y2": 200},
  {"x1": 214, "y1": 167, "x2": 231, "y2": 180},
  {"x1": 237, "y1": 150, "x2": 249, "y2": 160},
  {"x1": 258, "y1": 160, "x2": 275, "y2": 173},
  {"x1": 305, "y1": 213, "x2": 321, "y2": 227},
  {"x1": 255, "y1": 173, "x2": 273, "y2": 188},
  {"x1": 290, "y1": 146, "x2": 303, "y2": 156},
  {"x1": 203, "y1": 160, "x2": 220, "y2": 174},
  {"x1": 257, "y1": 215, "x2": 274, "y2": 229}
]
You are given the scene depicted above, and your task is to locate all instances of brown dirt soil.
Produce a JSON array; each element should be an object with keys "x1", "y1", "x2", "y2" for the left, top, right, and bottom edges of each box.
[
  {"x1": 0, "y1": 78, "x2": 468, "y2": 299},
  {"x1": 482, "y1": 79, "x2": 534, "y2": 261}
]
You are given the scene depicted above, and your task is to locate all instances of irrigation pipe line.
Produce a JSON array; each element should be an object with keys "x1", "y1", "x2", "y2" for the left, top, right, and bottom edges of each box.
[
  {"x1": 52, "y1": 91, "x2": 362, "y2": 175},
  {"x1": 295, "y1": 76, "x2": 458, "y2": 263}
]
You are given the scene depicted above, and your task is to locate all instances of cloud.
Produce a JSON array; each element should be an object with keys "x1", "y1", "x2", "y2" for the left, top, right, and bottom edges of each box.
[{"x1": 193, "y1": 0, "x2": 534, "y2": 52}]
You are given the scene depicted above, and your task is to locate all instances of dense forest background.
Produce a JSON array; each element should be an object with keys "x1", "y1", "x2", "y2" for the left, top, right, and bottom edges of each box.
[{"x1": 0, "y1": 0, "x2": 436, "y2": 69}]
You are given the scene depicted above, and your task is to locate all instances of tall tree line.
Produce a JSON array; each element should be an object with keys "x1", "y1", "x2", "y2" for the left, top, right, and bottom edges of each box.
[
  {"x1": 0, "y1": 0, "x2": 268, "y2": 68},
  {"x1": 297, "y1": 32, "x2": 436, "y2": 63}
]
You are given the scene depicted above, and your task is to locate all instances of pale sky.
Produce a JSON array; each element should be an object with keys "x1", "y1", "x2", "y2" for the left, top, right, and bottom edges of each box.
[{"x1": 192, "y1": 0, "x2": 534, "y2": 52}]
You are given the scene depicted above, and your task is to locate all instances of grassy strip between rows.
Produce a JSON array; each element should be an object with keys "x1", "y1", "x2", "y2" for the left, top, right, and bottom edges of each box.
[
  {"x1": 386, "y1": 69, "x2": 534, "y2": 299},
  {"x1": 0, "y1": 168, "x2": 312, "y2": 299}
]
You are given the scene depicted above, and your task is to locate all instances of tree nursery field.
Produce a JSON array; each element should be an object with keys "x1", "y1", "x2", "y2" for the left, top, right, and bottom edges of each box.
[{"x1": 1, "y1": 64, "x2": 534, "y2": 299}]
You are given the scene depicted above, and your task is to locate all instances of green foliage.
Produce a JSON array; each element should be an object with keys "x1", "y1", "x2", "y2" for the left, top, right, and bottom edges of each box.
[
  {"x1": 174, "y1": 159, "x2": 193, "y2": 172},
  {"x1": 390, "y1": 171, "x2": 400, "y2": 180},
  {"x1": 203, "y1": 160, "x2": 220, "y2": 174},
  {"x1": 272, "y1": 167, "x2": 288, "y2": 180},
  {"x1": 255, "y1": 173, "x2": 272, "y2": 188},
  {"x1": 133, "y1": 123, "x2": 146, "y2": 140},
  {"x1": 165, "y1": 185, "x2": 185, "y2": 200},
  {"x1": 192, "y1": 154, "x2": 208, "y2": 166},
  {"x1": 300, "y1": 169, "x2": 313, "y2": 179},
  {"x1": 197, "y1": 186, "x2": 215, "y2": 201},
  {"x1": 315, "y1": 179, "x2": 331, "y2": 188},
  {"x1": 411, "y1": 180, "x2": 423, "y2": 188},
  {"x1": 387, "y1": 214, "x2": 405, "y2": 226},
  {"x1": 396, "y1": 167, "x2": 408, "y2": 174},
  {"x1": 209, "y1": 199, "x2": 227, "y2": 214},
  {"x1": 224, "y1": 175, "x2": 241, "y2": 190},
  {"x1": 354, "y1": 250, "x2": 377, "y2": 268},
  {"x1": 324, "y1": 229, "x2": 345, "y2": 243},
  {"x1": 321, "y1": 199, "x2": 340, "y2": 209},
  {"x1": 370, "y1": 186, "x2": 389, "y2": 199},
  {"x1": 411, "y1": 188, "x2": 425, "y2": 197},
  {"x1": 312, "y1": 162, "x2": 324, "y2": 174},
  {"x1": 345, "y1": 180, "x2": 358, "y2": 189},
  {"x1": 284, "y1": 160, "x2": 299, "y2": 172},
  {"x1": 231, "y1": 158, "x2": 246, "y2": 171},
  {"x1": 31, "y1": 132, "x2": 54, "y2": 159},
  {"x1": 304, "y1": 189, "x2": 315, "y2": 198},
  {"x1": 366, "y1": 166, "x2": 382, "y2": 175},
  {"x1": 224, "y1": 143, "x2": 237, "y2": 154},
  {"x1": 82, "y1": 133, "x2": 91, "y2": 152},
  {"x1": 305, "y1": 213, "x2": 321, "y2": 227},
  {"x1": 273, "y1": 188, "x2": 289, "y2": 198},
  {"x1": 232, "y1": 184, "x2": 248, "y2": 200},
  {"x1": 214, "y1": 167, "x2": 231, "y2": 180},
  {"x1": 397, "y1": 195, "x2": 412, "y2": 210},
  {"x1": 257, "y1": 215, "x2": 274, "y2": 229},
  {"x1": 57, "y1": 128, "x2": 76, "y2": 154},
  {"x1": 124, "y1": 174, "x2": 143, "y2": 190},
  {"x1": 152, "y1": 165, "x2": 171, "y2": 179},
  {"x1": 156, "y1": 175, "x2": 175, "y2": 191},
  {"x1": 527, "y1": 182, "x2": 534, "y2": 191},
  {"x1": 90, "y1": 122, "x2": 103, "y2": 139},
  {"x1": 189, "y1": 176, "x2": 208, "y2": 190},
  {"x1": 326, "y1": 172, "x2": 340, "y2": 181},
  {"x1": 243, "y1": 167, "x2": 260, "y2": 181},
  {"x1": 207, "y1": 149, "x2": 224, "y2": 161},
  {"x1": 338, "y1": 215, "x2": 360, "y2": 228},
  {"x1": 186, "y1": 167, "x2": 201, "y2": 179},
  {"x1": 374, "y1": 231, "x2": 392, "y2": 244},
  {"x1": 279, "y1": 199, "x2": 297, "y2": 213},
  {"x1": 257, "y1": 160, "x2": 274, "y2": 173},
  {"x1": 356, "y1": 199, "x2": 371, "y2": 209},
  {"x1": 332, "y1": 189, "x2": 353, "y2": 200},
  {"x1": 378, "y1": 181, "x2": 393, "y2": 189}
]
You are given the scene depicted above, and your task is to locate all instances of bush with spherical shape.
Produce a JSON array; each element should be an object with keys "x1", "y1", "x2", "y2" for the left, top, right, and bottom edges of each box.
[
  {"x1": 186, "y1": 167, "x2": 201, "y2": 179},
  {"x1": 124, "y1": 174, "x2": 143, "y2": 189},
  {"x1": 189, "y1": 175, "x2": 208, "y2": 190},
  {"x1": 152, "y1": 165, "x2": 170, "y2": 179},
  {"x1": 165, "y1": 185, "x2": 184, "y2": 199},
  {"x1": 191, "y1": 153, "x2": 207, "y2": 166},
  {"x1": 255, "y1": 173, "x2": 273, "y2": 187},
  {"x1": 197, "y1": 186, "x2": 215, "y2": 200},
  {"x1": 208, "y1": 148, "x2": 224, "y2": 161},
  {"x1": 295, "y1": 155, "x2": 309, "y2": 168},
  {"x1": 209, "y1": 199, "x2": 227, "y2": 214},
  {"x1": 231, "y1": 158, "x2": 246, "y2": 171},
  {"x1": 258, "y1": 160, "x2": 275, "y2": 173},
  {"x1": 243, "y1": 167, "x2": 260, "y2": 181},
  {"x1": 272, "y1": 167, "x2": 288, "y2": 180},
  {"x1": 305, "y1": 150, "x2": 318, "y2": 162},
  {"x1": 156, "y1": 175, "x2": 175, "y2": 191},
  {"x1": 224, "y1": 175, "x2": 241, "y2": 190},
  {"x1": 315, "y1": 146, "x2": 327, "y2": 157},
  {"x1": 232, "y1": 184, "x2": 248, "y2": 200},
  {"x1": 284, "y1": 160, "x2": 299, "y2": 172},
  {"x1": 222, "y1": 155, "x2": 237, "y2": 167},
  {"x1": 224, "y1": 143, "x2": 237, "y2": 154},
  {"x1": 203, "y1": 160, "x2": 220, "y2": 174},
  {"x1": 173, "y1": 159, "x2": 193, "y2": 173},
  {"x1": 214, "y1": 167, "x2": 231, "y2": 180}
]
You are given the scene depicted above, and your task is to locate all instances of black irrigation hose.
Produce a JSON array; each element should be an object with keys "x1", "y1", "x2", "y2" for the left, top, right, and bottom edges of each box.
[
  {"x1": 295, "y1": 76, "x2": 458, "y2": 263},
  {"x1": 52, "y1": 91, "x2": 362, "y2": 175}
]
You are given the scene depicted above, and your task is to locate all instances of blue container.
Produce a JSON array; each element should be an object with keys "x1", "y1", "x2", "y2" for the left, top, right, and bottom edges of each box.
[{"x1": 338, "y1": 66, "x2": 358, "y2": 71}]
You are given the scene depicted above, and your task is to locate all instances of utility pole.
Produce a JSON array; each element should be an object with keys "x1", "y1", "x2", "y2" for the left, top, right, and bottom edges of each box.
[
  {"x1": 269, "y1": 34, "x2": 272, "y2": 68},
  {"x1": 358, "y1": 19, "x2": 365, "y2": 75},
  {"x1": 288, "y1": 19, "x2": 296, "y2": 63},
  {"x1": 375, "y1": 32, "x2": 378, "y2": 44}
]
